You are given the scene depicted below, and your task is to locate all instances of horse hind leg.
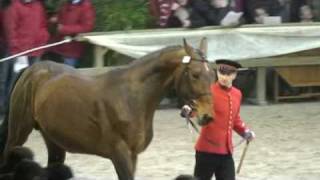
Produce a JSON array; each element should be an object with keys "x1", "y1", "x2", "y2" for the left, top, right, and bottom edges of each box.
[
  {"x1": 0, "y1": 115, "x2": 34, "y2": 172},
  {"x1": 40, "y1": 131, "x2": 66, "y2": 166}
]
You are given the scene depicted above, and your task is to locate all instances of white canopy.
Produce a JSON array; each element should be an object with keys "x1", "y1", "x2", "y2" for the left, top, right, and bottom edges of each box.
[{"x1": 81, "y1": 23, "x2": 320, "y2": 62}]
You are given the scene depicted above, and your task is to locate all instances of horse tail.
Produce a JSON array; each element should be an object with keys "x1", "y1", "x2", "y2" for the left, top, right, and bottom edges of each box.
[{"x1": 0, "y1": 68, "x2": 28, "y2": 154}]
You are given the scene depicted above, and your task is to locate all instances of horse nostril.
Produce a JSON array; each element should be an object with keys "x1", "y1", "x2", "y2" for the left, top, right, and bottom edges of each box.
[
  {"x1": 197, "y1": 114, "x2": 213, "y2": 126},
  {"x1": 203, "y1": 114, "x2": 212, "y2": 122}
]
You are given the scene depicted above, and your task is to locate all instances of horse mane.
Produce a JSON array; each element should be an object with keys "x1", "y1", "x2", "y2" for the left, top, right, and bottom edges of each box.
[{"x1": 128, "y1": 45, "x2": 183, "y2": 67}]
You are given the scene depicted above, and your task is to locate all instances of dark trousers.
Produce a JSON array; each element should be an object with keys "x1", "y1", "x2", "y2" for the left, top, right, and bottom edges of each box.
[
  {"x1": 194, "y1": 151, "x2": 235, "y2": 180},
  {"x1": 0, "y1": 60, "x2": 13, "y2": 115},
  {"x1": 0, "y1": 56, "x2": 39, "y2": 115}
]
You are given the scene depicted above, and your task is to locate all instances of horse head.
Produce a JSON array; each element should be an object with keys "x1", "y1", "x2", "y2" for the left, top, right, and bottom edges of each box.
[{"x1": 174, "y1": 38, "x2": 215, "y2": 125}]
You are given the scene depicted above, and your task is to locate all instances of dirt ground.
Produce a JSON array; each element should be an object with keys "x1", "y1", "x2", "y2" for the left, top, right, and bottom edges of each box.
[{"x1": 21, "y1": 101, "x2": 320, "y2": 180}]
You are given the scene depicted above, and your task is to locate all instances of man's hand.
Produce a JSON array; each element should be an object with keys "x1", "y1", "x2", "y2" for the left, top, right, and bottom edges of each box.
[
  {"x1": 49, "y1": 16, "x2": 58, "y2": 23},
  {"x1": 182, "y1": 19, "x2": 191, "y2": 27},
  {"x1": 57, "y1": 24, "x2": 63, "y2": 32},
  {"x1": 242, "y1": 130, "x2": 255, "y2": 142},
  {"x1": 180, "y1": 105, "x2": 193, "y2": 118}
]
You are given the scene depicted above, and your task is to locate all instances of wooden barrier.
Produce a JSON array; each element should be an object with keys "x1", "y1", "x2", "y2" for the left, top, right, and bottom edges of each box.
[
  {"x1": 240, "y1": 48, "x2": 320, "y2": 104},
  {"x1": 80, "y1": 24, "x2": 320, "y2": 105},
  {"x1": 78, "y1": 53, "x2": 320, "y2": 105}
]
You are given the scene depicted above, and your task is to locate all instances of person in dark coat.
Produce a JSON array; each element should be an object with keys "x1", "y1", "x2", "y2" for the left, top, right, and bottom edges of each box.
[
  {"x1": 0, "y1": 7, "x2": 7, "y2": 117},
  {"x1": 149, "y1": 0, "x2": 175, "y2": 27},
  {"x1": 192, "y1": 0, "x2": 234, "y2": 26},
  {"x1": 244, "y1": 0, "x2": 288, "y2": 23},
  {"x1": 49, "y1": 0, "x2": 95, "y2": 67},
  {"x1": 167, "y1": 0, "x2": 207, "y2": 28}
]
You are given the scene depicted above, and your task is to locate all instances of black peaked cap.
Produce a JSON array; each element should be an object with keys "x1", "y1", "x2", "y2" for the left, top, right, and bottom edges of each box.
[{"x1": 215, "y1": 59, "x2": 242, "y2": 69}]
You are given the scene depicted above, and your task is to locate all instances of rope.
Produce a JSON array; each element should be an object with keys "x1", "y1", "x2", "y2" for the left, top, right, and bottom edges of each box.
[{"x1": 0, "y1": 37, "x2": 73, "y2": 63}]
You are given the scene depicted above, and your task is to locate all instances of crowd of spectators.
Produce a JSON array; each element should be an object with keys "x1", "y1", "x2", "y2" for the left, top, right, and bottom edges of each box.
[
  {"x1": 0, "y1": 0, "x2": 95, "y2": 118},
  {"x1": 0, "y1": 0, "x2": 319, "y2": 114},
  {"x1": 149, "y1": 0, "x2": 320, "y2": 101},
  {"x1": 149, "y1": 0, "x2": 320, "y2": 28}
]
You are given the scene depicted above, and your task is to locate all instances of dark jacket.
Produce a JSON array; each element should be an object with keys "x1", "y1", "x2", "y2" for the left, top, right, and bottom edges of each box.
[
  {"x1": 193, "y1": 0, "x2": 231, "y2": 26},
  {"x1": 167, "y1": 0, "x2": 207, "y2": 28},
  {"x1": 0, "y1": 10, "x2": 4, "y2": 50},
  {"x1": 244, "y1": 0, "x2": 285, "y2": 23}
]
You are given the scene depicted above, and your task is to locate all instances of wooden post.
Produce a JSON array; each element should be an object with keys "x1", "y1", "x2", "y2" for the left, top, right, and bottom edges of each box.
[
  {"x1": 94, "y1": 45, "x2": 109, "y2": 68},
  {"x1": 274, "y1": 70, "x2": 279, "y2": 102},
  {"x1": 255, "y1": 67, "x2": 267, "y2": 105}
]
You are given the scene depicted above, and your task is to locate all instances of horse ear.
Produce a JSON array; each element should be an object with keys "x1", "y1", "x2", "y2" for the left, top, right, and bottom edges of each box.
[
  {"x1": 183, "y1": 38, "x2": 194, "y2": 56},
  {"x1": 199, "y1": 37, "x2": 208, "y2": 55}
]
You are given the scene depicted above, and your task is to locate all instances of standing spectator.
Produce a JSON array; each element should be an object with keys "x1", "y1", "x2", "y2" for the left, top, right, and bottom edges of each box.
[
  {"x1": 167, "y1": 0, "x2": 207, "y2": 28},
  {"x1": 231, "y1": 0, "x2": 245, "y2": 12},
  {"x1": 245, "y1": 0, "x2": 286, "y2": 23},
  {"x1": 194, "y1": 0, "x2": 235, "y2": 26},
  {"x1": 1, "y1": 0, "x2": 48, "y2": 117},
  {"x1": 308, "y1": 0, "x2": 320, "y2": 21},
  {"x1": 49, "y1": 0, "x2": 95, "y2": 67},
  {"x1": 208, "y1": 0, "x2": 232, "y2": 25},
  {"x1": 0, "y1": 4, "x2": 6, "y2": 118},
  {"x1": 149, "y1": 0, "x2": 175, "y2": 27},
  {"x1": 290, "y1": 0, "x2": 307, "y2": 22},
  {"x1": 253, "y1": 7, "x2": 269, "y2": 24},
  {"x1": 3, "y1": 0, "x2": 49, "y2": 65},
  {"x1": 277, "y1": 0, "x2": 291, "y2": 22},
  {"x1": 181, "y1": 59, "x2": 255, "y2": 180},
  {"x1": 299, "y1": 5, "x2": 314, "y2": 22}
]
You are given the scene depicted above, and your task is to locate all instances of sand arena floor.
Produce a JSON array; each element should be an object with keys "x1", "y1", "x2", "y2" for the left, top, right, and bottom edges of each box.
[{"x1": 20, "y1": 101, "x2": 320, "y2": 180}]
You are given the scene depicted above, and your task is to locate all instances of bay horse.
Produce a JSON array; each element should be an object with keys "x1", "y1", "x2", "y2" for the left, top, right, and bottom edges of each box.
[{"x1": 0, "y1": 39, "x2": 215, "y2": 180}]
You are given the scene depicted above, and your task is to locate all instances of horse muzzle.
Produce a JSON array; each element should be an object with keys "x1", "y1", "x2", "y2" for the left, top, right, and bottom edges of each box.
[{"x1": 197, "y1": 114, "x2": 213, "y2": 126}]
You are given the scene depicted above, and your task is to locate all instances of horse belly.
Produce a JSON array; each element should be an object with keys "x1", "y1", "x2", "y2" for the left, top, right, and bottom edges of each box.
[{"x1": 35, "y1": 80, "x2": 104, "y2": 154}]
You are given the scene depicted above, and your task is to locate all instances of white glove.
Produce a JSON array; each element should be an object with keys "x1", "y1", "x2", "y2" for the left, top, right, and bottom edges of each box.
[
  {"x1": 180, "y1": 105, "x2": 192, "y2": 118},
  {"x1": 242, "y1": 130, "x2": 255, "y2": 142},
  {"x1": 14, "y1": 56, "x2": 29, "y2": 73}
]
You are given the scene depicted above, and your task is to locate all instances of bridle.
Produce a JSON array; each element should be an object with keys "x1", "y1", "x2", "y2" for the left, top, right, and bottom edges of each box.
[
  {"x1": 176, "y1": 55, "x2": 246, "y2": 148},
  {"x1": 175, "y1": 57, "x2": 212, "y2": 105}
]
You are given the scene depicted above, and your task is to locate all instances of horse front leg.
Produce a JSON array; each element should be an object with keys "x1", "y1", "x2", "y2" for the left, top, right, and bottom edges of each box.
[
  {"x1": 131, "y1": 153, "x2": 137, "y2": 174},
  {"x1": 41, "y1": 131, "x2": 66, "y2": 165},
  {"x1": 109, "y1": 140, "x2": 136, "y2": 180}
]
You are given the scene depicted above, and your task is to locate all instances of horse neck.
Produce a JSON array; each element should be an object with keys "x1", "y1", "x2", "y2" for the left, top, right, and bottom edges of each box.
[{"x1": 128, "y1": 49, "x2": 184, "y2": 104}]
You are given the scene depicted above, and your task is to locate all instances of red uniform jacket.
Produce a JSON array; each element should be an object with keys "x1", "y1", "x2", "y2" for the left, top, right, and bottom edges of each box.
[
  {"x1": 195, "y1": 82, "x2": 248, "y2": 154},
  {"x1": 3, "y1": 0, "x2": 49, "y2": 57},
  {"x1": 51, "y1": 0, "x2": 95, "y2": 58}
]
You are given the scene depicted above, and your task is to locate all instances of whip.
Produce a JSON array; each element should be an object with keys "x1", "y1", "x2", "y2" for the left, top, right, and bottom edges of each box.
[
  {"x1": 0, "y1": 37, "x2": 73, "y2": 63},
  {"x1": 236, "y1": 140, "x2": 250, "y2": 174}
]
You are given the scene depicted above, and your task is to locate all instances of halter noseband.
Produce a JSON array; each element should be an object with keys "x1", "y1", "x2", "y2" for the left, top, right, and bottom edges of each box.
[{"x1": 175, "y1": 55, "x2": 211, "y2": 104}]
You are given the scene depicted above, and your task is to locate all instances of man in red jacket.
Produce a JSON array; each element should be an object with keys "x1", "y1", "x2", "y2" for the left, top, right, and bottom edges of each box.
[
  {"x1": 181, "y1": 59, "x2": 255, "y2": 180},
  {"x1": 50, "y1": 0, "x2": 95, "y2": 67}
]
